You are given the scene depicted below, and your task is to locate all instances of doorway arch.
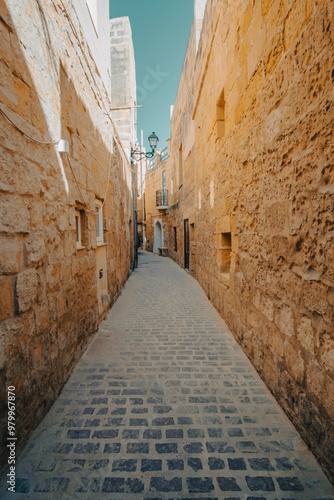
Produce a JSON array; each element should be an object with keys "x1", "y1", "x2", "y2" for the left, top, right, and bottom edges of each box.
[{"x1": 153, "y1": 221, "x2": 163, "y2": 254}]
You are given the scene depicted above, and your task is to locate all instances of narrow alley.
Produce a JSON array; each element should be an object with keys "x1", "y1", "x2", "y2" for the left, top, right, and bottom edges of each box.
[{"x1": 1, "y1": 252, "x2": 333, "y2": 499}]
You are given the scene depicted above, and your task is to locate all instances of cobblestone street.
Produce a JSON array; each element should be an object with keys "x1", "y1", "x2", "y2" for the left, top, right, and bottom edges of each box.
[{"x1": 1, "y1": 251, "x2": 334, "y2": 499}]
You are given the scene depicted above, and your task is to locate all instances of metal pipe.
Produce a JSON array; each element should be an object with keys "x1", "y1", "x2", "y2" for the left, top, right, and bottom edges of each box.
[{"x1": 110, "y1": 105, "x2": 143, "y2": 111}]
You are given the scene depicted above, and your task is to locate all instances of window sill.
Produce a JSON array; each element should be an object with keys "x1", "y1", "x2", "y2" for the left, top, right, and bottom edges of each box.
[
  {"x1": 76, "y1": 245, "x2": 85, "y2": 251},
  {"x1": 97, "y1": 242, "x2": 107, "y2": 248}
]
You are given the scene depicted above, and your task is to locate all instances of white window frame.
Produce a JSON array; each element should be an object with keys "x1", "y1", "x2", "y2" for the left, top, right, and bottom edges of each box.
[
  {"x1": 75, "y1": 210, "x2": 82, "y2": 249},
  {"x1": 96, "y1": 200, "x2": 104, "y2": 244}
]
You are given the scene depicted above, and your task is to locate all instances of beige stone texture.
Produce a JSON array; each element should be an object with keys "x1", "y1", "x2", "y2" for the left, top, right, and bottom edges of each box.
[
  {"x1": 0, "y1": 276, "x2": 14, "y2": 322},
  {"x1": 0, "y1": 0, "x2": 134, "y2": 468},
  {"x1": 284, "y1": 341, "x2": 305, "y2": 385},
  {"x1": 306, "y1": 360, "x2": 325, "y2": 403},
  {"x1": 324, "y1": 375, "x2": 334, "y2": 420},
  {"x1": 0, "y1": 234, "x2": 23, "y2": 274},
  {"x1": 144, "y1": 0, "x2": 334, "y2": 481},
  {"x1": 15, "y1": 268, "x2": 39, "y2": 314}
]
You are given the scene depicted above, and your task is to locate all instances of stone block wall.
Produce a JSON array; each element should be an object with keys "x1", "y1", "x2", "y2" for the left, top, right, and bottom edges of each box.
[
  {"x1": 165, "y1": 0, "x2": 334, "y2": 481},
  {"x1": 0, "y1": 0, "x2": 133, "y2": 467}
]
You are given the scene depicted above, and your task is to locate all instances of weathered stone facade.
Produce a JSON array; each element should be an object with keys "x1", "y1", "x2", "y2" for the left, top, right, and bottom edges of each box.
[
  {"x1": 0, "y1": 0, "x2": 134, "y2": 467},
  {"x1": 144, "y1": 151, "x2": 171, "y2": 254},
  {"x1": 148, "y1": 0, "x2": 334, "y2": 481},
  {"x1": 110, "y1": 17, "x2": 137, "y2": 158}
]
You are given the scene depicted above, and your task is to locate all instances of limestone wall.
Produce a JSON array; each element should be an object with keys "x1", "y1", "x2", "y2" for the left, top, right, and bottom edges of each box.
[
  {"x1": 166, "y1": 0, "x2": 334, "y2": 480},
  {"x1": 0, "y1": 0, "x2": 133, "y2": 466},
  {"x1": 110, "y1": 17, "x2": 137, "y2": 158}
]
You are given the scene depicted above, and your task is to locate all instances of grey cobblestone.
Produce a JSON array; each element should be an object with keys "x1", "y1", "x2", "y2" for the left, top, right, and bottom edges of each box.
[{"x1": 1, "y1": 251, "x2": 333, "y2": 499}]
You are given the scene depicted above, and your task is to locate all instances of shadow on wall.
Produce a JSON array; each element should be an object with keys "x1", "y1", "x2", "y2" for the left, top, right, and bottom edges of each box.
[
  {"x1": 59, "y1": 64, "x2": 133, "y2": 318},
  {"x1": 0, "y1": 2, "x2": 132, "y2": 470},
  {"x1": 0, "y1": 1, "x2": 67, "y2": 468}
]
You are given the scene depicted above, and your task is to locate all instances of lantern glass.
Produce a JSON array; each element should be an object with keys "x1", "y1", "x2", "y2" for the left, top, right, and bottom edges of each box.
[{"x1": 148, "y1": 132, "x2": 159, "y2": 151}]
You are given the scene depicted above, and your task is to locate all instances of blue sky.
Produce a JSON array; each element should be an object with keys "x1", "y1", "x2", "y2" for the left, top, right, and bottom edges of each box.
[{"x1": 110, "y1": 0, "x2": 194, "y2": 152}]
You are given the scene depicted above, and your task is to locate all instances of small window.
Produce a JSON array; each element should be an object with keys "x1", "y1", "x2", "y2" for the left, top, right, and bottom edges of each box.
[
  {"x1": 96, "y1": 200, "x2": 104, "y2": 244},
  {"x1": 216, "y1": 89, "x2": 225, "y2": 138},
  {"x1": 174, "y1": 227, "x2": 177, "y2": 252},
  {"x1": 190, "y1": 223, "x2": 195, "y2": 242},
  {"x1": 75, "y1": 209, "x2": 85, "y2": 249},
  {"x1": 179, "y1": 144, "x2": 183, "y2": 186},
  {"x1": 75, "y1": 211, "x2": 82, "y2": 249},
  {"x1": 162, "y1": 170, "x2": 167, "y2": 205},
  {"x1": 219, "y1": 232, "x2": 232, "y2": 273}
]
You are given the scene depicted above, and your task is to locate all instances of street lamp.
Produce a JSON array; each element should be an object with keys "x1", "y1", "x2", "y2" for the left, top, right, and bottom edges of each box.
[{"x1": 131, "y1": 132, "x2": 159, "y2": 161}]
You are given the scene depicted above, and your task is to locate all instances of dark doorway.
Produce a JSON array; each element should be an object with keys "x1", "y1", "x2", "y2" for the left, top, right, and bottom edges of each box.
[{"x1": 184, "y1": 219, "x2": 190, "y2": 270}]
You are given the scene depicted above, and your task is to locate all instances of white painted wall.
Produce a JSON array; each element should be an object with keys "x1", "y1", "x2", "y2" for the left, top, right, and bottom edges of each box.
[
  {"x1": 72, "y1": 0, "x2": 111, "y2": 97},
  {"x1": 110, "y1": 17, "x2": 137, "y2": 157},
  {"x1": 194, "y1": 0, "x2": 208, "y2": 50},
  {"x1": 194, "y1": 0, "x2": 207, "y2": 19}
]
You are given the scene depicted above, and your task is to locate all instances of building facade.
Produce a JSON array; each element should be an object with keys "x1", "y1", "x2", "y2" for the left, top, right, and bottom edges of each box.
[
  {"x1": 144, "y1": 149, "x2": 171, "y2": 254},
  {"x1": 0, "y1": 0, "x2": 134, "y2": 466},
  {"x1": 110, "y1": 16, "x2": 137, "y2": 158},
  {"x1": 147, "y1": 0, "x2": 334, "y2": 481}
]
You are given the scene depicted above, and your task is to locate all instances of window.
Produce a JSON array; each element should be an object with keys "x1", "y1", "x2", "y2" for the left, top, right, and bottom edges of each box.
[
  {"x1": 75, "y1": 209, "x2": 85, "y2": 250},
  {"x1": 96, "y1": 200, "x2": 104, "y2": 244},
  {"x1": 190, "y1": 223, "x2": 195, "y2": 242},
  {"x1": 162, "y1": 170, "x2": 166, "y2": 191},
  {"x1": 162, "y1": 170, "x2": 167, "y2": 205},
  {"x1": 219, "y1": 232, "x2": 232, "y2": 273},
  {"x1": 179, "y1": 144, "x2": 183, "y2": 186},
  {"x1": 174, "y1": 227, "x2": 177, "y2": 252},
  {"x1": 75, "y1": 210, "x2": 82, "y2": 249},
  {"x1": 216, "y1": 89, "x2": 225, "y2": 138}
]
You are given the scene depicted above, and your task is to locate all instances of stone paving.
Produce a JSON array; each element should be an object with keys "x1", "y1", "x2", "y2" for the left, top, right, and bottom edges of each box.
[{"x1": 1, "y1": 251, "x2": 334, "y2": 500}]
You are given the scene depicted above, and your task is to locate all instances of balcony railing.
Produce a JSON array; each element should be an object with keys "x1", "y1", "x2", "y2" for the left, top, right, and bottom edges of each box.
[
  {"x1": 148, "y1": 147, "x2": 169, "y2": 169},
  {"x1": 156, "y1": 189, "x2": 168, "y2": 210}
]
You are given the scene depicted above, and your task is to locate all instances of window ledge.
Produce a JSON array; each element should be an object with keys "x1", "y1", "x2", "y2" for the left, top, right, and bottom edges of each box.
[
  {"x1": 76, "y1": 245, "x2": 85, "y2": 251},
  {"x1": 97, "y1": 242, "x2": 107, "y2": 248}
]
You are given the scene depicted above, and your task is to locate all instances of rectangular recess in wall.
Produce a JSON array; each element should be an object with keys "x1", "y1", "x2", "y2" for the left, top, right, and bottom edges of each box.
[
  {"x1": 190, "y1": 223, "x2": 195, "y2": 242},
  {"x1": 75, "y1": 209, "x2": 86, "y2": 250},
  {"x1": 219, "y1": 232, "x2": 231, "y2": 273},
  {"x1": 216, "y1": 89, "x2": 225, "y2": 138},
  {"x1": 96, "y1": 199, "x2": 104, "y2": 244},
  {"x1": 179, "y1": 144, "x2": 183, "y2": 187}
]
